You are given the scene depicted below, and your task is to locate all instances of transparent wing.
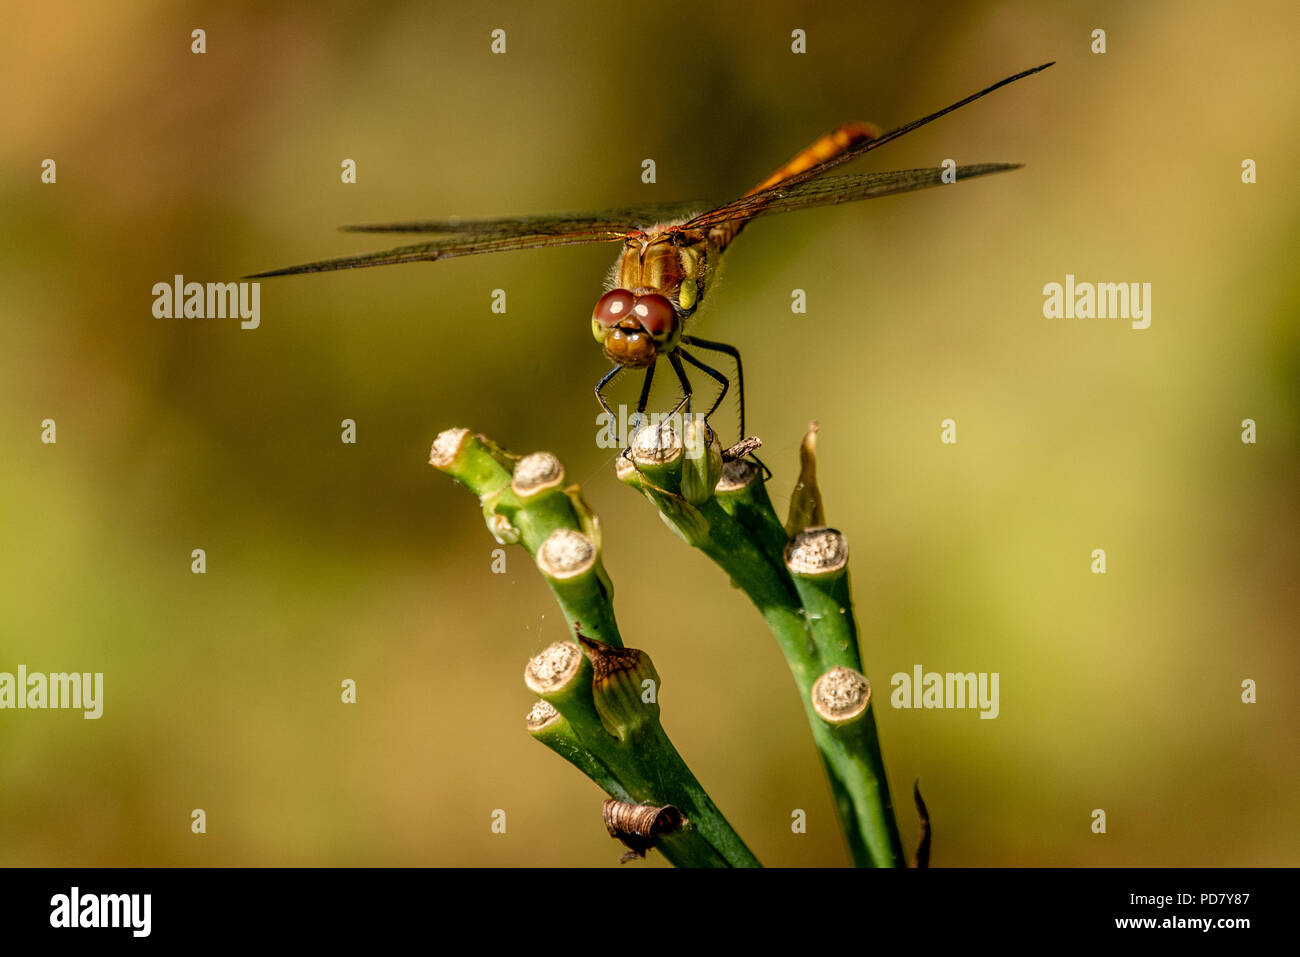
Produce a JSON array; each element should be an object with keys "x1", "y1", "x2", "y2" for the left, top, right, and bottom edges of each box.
[
  {"x1": 679, "y1": 61, "x2": 1053, "y2": 230},
  {"x1": 246, "y1": 202, "x2": 705, "y2": 278},
  {"x1": 725, "y1": 62, "x2": 1053, "y2": 199},
  {"x1": 681, "y1": 163, "x2": 1021, "y2": 230},
  {"x1": 340, "y1": 202, "x2": 706, "y2": 235},
  {"x1": 249, "y1": 63, "x2": 1053, "y2": 278}
]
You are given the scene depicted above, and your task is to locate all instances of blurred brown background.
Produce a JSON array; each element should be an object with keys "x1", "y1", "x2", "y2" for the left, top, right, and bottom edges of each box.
[{"x1": 1, "y1": 0, "x2": 1296, "y2": 866}]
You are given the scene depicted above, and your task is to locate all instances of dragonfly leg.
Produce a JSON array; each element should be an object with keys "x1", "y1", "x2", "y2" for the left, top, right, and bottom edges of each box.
[
  {"x1": 680, "y1": 337, "x2": 768, "y2": 478},
  {"x1": 677, "y1": 348, "x2": 729, "y2": 448},
  {"x1": 595, "y1": 365, "x2": 623, "y2": 447},
  {"x1": 680, "y1": 336, "x2": 745, "y2": 439},
  {"x1": 665, "y1": 350, "x2": 717, "y2": 451},
  {"x1": 631, "y1": 360, "x2": 657, "y2": 439},
  {"x1": 666, "y1": 351, "x2": 694, "y2": 419}
]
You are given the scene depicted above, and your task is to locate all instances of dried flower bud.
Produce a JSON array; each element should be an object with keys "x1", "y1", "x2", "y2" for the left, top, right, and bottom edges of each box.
[
  {"x1": 578, "y1": 634, "x2": 661, "y2": 739},
  {"x1": 785, "y1": 421, "x2": 825, "y2": 537}
]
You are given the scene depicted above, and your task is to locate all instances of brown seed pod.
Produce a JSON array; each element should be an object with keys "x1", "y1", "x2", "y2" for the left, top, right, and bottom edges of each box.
[{"x1": 602, "y1": 798, "x2": 684, "y2": 862}]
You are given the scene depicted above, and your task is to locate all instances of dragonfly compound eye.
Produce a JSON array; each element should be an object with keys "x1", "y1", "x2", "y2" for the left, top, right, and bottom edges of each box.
[
  {"x1": 632, "y1": 294, "x2": 676, "y2": 340},
  {"x1": 593, "y1": 289, "x2": 636, "y2": 327}
]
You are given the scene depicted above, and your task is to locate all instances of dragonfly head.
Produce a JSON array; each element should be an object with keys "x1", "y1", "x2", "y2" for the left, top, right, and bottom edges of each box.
[{"x1": 591, "y1": 289, "x2": 679, "y2": 367}]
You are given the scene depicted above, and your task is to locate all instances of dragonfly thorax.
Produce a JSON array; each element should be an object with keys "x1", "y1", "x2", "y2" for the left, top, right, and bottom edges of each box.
[{"x1": 614, "y1": 230, "x2": 707, "y2": 308}]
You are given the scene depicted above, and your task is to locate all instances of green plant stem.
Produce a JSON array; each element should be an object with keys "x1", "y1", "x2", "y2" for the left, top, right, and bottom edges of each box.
[
  {"x1": 697, "y1": 500, "x2": 893, "y2": 864},
  {"x1": 819, "y1": 704, "x2": 904, "y2": 866},
  {"x1": 628, "y1": 432, "x2": 904, "y2": 867},
  {"x1": 791, "y1": 560, "x2": 904, "y2": 865},
  {"x1": 634, "y1": 723, "x2": 762, "y2": 868},
  {"x1": 433, "y1": 428, "x2": 758, "y2": 867},
  {"x1": 791, "y1": 564, "x2": 861, "y2": 672},
  {"x1": 715, "y1": 464, "x2": 791, "y2": 566},
  {"x1": 644, "y1": 491, "x2": 888, "y2": 863},
  {"x1": 532, "y1": 652, "x2": 745, "y2": 867},
  {"x1": 538, "y1": 551, "x2": 624, "y2": 649},
  {"x1": 528, "y1": 705, "x2": 632, "y2": 802}
]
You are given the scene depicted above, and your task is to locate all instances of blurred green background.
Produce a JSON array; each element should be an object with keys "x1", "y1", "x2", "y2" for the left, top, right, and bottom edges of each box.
[{"x1": 2, "y1": 0, "x2": 1296, "y2": 867}]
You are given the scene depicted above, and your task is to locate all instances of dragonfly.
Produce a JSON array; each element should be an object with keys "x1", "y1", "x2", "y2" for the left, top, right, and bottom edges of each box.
[{"x1": 251, "y1": 62, "x2": 1053, "y2": 455}]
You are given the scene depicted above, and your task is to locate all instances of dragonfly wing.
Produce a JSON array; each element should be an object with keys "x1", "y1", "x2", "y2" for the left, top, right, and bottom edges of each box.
[
  {"x1": 339, "y1": 201, "x2": 706, "y2": 235},
  {"x1": 680, "y1": 62, "x2": 1052, "y2": 231},
  {"x1": 681, "y1": 163, "x2": 1021, "y2": 230},
  {"x1": 247, "y1": 202, "x2": 708, "y2": 277},
  {"x1": 730, "y1": 62, "x2": 1054, "y2": 197},
  {"x1": 250, "y1": 65, "x2": 1053, "y2": 278}
]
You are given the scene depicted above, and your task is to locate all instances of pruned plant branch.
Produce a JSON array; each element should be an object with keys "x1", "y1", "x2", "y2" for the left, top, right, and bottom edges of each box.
[
  {"x1": 617, "y1": 418, "x2": 905, "y2": 867},
  {"x1": 430, "y1": 419, "x2": 909, "y2": 867},
  {"x1": 430, "y1": 427, "x2": 759, "y2": 867}
]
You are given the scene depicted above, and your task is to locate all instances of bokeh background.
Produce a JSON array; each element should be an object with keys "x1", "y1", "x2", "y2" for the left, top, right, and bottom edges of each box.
[{"x1": 2, "y1": 0, "x2": 1296, "y2": 867}]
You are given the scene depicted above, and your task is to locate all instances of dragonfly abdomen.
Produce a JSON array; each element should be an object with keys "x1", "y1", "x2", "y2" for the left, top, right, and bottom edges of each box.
[{"x1": 708, "y1": 121, "x2": 883, "y2": 254}]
